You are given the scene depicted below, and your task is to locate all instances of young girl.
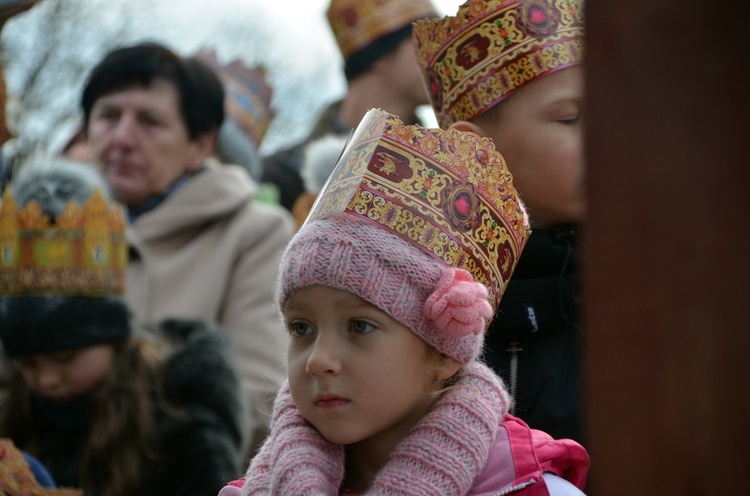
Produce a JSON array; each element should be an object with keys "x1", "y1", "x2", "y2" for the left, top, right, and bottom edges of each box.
[
  {"x1": 0, "y1": 159, "x2": 247, "y2": 496},
  {"x1": 220, "y1": 109, "x2": 589, "y2": 495}
]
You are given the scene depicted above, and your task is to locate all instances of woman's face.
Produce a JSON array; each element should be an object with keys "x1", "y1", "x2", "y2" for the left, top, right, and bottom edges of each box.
[
  {"x1": 86, "y1": 79, "x2": 212, "y2": 208},
  {"x1": 15, "y1": 344, "x2": 115, "y2": 403}
]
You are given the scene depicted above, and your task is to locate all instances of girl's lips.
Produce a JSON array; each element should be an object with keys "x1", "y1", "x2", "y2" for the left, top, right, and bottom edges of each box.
[{"x1": 314, "y1": 395, "x2": 350, "y2": 409}]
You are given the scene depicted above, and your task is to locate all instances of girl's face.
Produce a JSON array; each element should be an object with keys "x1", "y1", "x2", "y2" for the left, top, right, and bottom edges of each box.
[
  {"x1": 285, "y1": 285, "x2": 442, "y2": 449},
  {"x1": 15, "y1": 344, "x2": 115, "y2": 403}
]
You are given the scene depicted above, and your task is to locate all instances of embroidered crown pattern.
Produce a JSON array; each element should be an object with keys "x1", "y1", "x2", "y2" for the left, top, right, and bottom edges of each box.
[
  {"x1": 327, "y1": 0, "x2": 437, "y2": 59},
  {"x1": 414, "y1": 0, "x2": 584, "y2": 127},
  {"x1": 197, "y1": 49, "x2": 275, "y2": 147},
  {"x1": 307, "y1": 108, "x2": 530, "y2": 309},
  {"x1": 0, "y1": 188, "x2": 127, "y2": 297}
]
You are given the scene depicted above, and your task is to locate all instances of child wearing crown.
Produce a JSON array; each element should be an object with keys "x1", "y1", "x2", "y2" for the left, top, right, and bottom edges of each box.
[
  {"x1": 0, "y1": 159, "x2": 247, "y2": 495},
  {"x1": 219, "y1": 109, "x2": 589, "y2": 495},
  {"x1": 413, "y1": 0, "x2": 587, "y2": 443}
]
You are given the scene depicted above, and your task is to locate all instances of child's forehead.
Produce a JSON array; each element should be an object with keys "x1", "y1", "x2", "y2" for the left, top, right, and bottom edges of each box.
[{"x1": 284, "y1": 285, "x2": 375, "y2": 311}]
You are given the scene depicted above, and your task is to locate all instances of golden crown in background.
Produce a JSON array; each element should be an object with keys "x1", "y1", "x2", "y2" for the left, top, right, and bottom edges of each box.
[
  {"x1": 414, "y1": 0, "x2": 584, "y2": 128},
  {"x1": 327, "y1": 0, "x2": 437, "y2": 59},
  {"x1": 307, "y1": 109, "x2": 531, "y2": 309},
  {"x1": 0, "y1": 188, "x2": 127, "y2": 297},
  {"x1": 197, "y1": 49, "x2": 275, "y2": 148}
]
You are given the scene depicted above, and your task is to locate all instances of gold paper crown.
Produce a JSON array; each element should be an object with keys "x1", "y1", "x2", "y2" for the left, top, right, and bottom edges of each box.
[
  {"x1": 414, "y1": 0, "x2": 584, "y2": 128},
  {"x1": 307, "y1": 109, "x2": 531, "y2": 308},
  {"x1": 327, "y1": 0, "x2": 437, "y2": 60},
  {"x1": 197, "y1": 49, "x2": 275, "y2": 147},
  {"x1": 0, "y1": 188, "x2": 127, "y2": 298},
  {"x1": 0, "y1": 438, "x2": 83, "y2": 496}
]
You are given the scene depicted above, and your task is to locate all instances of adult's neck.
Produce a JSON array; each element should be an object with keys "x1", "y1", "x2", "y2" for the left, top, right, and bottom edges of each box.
[{"x1": 125, "y1": 172, "x2": 193, "y2": 221}]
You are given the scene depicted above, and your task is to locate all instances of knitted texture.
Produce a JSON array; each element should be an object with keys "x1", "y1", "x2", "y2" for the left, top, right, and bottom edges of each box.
[
  {"x1": 424, "y1": 269, "x2": 494, "y2": 338},
  {"x1": 241, "y1": 383, "x2": 344, "y2": 495},
  {"x1": 237, "y1": 362, "x2": 508, "y2": 495},
  {"x1": 277, "y1": 215, "x2": 492, "y2": 364},
  {"x1": 368, "y1": 362, "x2": 509, "y2": 495}
]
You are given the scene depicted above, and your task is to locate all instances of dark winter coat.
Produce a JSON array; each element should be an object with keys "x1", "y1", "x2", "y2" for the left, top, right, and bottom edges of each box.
[
  {"x1": 483, "y1": 225, "x2": 584, "y2": 444},
  {"x1": 29, "y1": 318, "x2": 247, "y2": 495}
]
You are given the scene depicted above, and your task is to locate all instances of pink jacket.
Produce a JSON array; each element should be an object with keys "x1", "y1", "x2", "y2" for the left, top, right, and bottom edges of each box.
[
  {"x1": 219, "y1": 415, "x2": 589, "y2": 496},
  {"x1": 469, "y1": 415, "x2": 589, "y2": 495}
]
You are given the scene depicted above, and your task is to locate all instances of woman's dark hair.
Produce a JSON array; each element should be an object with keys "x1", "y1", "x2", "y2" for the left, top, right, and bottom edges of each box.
[{"x1": 81, "y1": 42, "x2": 225, "y2": 140}]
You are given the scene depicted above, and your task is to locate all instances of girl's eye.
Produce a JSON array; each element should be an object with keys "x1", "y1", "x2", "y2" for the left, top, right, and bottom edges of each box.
[
  {"x1": 349, "y1": 319, "x2": 376, "y2": 335},
  {"x1": 288, "y1": 322, "x2": 314, "y2": 337},
  {"x1": 559, "y1": 114, "x2": 579, "y2": 125}
]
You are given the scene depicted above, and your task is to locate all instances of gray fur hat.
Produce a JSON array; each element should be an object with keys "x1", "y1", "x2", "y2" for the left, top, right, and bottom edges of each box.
[{"x1": 9, "y1": 156, "x2": 113, "y2": 210}]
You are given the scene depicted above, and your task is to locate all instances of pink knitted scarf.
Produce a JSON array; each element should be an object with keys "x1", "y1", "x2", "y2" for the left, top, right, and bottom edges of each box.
[{"x1": 240, "y1": 362, "x2": 510, "y2": 495}]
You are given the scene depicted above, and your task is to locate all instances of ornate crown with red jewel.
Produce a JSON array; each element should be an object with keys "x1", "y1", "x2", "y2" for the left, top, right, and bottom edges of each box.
[
  {"x1": 327, "y1": 0, "x2": 437, "y2": 60},
  {"x1": 0, "y1": 188, "x2": 127, "y2": 298},
  {"x1": 414, "y1": 0, "x2": 584, "y2": 128},
  {"x1": 306, "y1": 108, "x2": 531, "y2": 308}
]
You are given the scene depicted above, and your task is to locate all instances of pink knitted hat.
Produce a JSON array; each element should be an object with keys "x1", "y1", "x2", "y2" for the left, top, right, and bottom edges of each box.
[{"x1": 278, "y1": 109, "x2": 530, "y2": 364}]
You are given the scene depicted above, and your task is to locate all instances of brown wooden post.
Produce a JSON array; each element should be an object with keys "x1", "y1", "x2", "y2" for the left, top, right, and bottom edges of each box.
[{"x1": 585, "y1": 1, "x2": 750, "y2": 494}]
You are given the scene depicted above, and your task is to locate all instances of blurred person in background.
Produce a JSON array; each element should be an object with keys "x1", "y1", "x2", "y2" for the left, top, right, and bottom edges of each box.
[
  {"x1": 0, "y1": 0, "x2": 44, "y2": 416},
  {"x1": 80, "y1": 41, "x2": 294, "y2": 456},
  {"x1": 195, "y1": 48, "x2": 281, "y2": 205},
  {"x1": 261, "y1": 0, "x2": 438, "y2": 212},
  {"x1": 414, "y1": 0, "x2": 586, "y2": 443},
  {"x1": 0, "y1": 159, "x2": 245, "y2": 495},
  {"x1": 290, "y1": 133, "x2": 348, "y2": 229}
]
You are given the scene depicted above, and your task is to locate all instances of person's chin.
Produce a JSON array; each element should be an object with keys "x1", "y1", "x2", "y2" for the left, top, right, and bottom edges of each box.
[{"x1": 108, "y1": 178, "x2": 144, "y2": 205}]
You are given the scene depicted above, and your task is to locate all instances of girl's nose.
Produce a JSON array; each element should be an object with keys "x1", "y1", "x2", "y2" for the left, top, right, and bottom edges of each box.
[
  {"x1": 34, "y1": 366, "x2": 62, "y2": 391},
  {"x1": 305, "y1": 334, "x2": 342, "y2": 377}
]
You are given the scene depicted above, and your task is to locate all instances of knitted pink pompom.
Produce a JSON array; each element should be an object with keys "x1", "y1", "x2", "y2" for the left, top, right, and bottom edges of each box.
[{"x1": 424, "y1": 268, "x2": 493, "y2": 337}]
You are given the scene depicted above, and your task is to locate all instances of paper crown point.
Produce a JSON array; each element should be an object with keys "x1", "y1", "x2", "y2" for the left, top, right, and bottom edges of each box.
[
  {"x1": 307, "y1": 108, "x2": 531, "y2": 309},
  {"x1": 0, "y1": 187, "x2": 127, "y2": 298},
  {"x1": 327, "y1": 0, "x2": 438, "y2": 60},
  {"x1": 414, "y1": 0, "x2": 585, "y2": 128},
  {"x1": 196, "y1": 49, "x2": 275, "y2": 148}
]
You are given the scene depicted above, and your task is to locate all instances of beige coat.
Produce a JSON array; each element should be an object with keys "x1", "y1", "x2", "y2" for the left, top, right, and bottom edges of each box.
[{"x1": 125, "y1": 160, "x2": 293, "y2": 452}]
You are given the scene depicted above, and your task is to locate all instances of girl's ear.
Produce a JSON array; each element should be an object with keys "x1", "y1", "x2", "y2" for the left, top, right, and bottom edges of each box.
[
  {"x1": 449, "y1": 120, "x2": 485, "y2": 136},
  {"x1": 435, "y1": 355, "x2": 462, "y2": 381}
]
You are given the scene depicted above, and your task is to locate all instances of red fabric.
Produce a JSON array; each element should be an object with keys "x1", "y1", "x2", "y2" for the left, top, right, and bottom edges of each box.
[
  {"x1": 505, "y1": 414, "x2": 590, "y2": 492},
  {"x1": 534, "y1": 434, "x2": 590, "y2": 490},
  {"x1": 227, "y1": 477, "x2": 245, "y2": 488}
]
